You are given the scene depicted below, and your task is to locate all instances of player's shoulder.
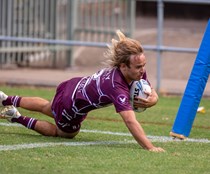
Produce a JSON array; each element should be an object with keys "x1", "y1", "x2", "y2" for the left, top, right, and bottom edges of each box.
[
  {"x1": 109, "y1": 67, "x2": 128, "y2": 87},
  {"x1": 97, "y1": 67, "x2": 119, "y2": 82},
  {"x1": 97, "y1": 67, "x2": 128, "y2": 89}
]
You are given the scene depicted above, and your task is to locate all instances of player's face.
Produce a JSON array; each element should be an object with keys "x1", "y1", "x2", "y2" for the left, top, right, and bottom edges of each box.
[{"x1": 122, "y1": 54, "x2": 146, "y2": 83}]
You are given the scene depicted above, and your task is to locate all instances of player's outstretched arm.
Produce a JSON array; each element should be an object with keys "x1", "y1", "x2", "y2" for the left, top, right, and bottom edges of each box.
[{"x1": 119, "y1": 110, "x2": 165, "y2": 152}]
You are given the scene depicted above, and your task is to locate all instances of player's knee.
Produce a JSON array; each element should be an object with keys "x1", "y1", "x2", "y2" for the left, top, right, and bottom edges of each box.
[
  {"x1": 67, "y1": 131, "x2": 79, "y2": 139},
  {"x1": 56, "y1": 127, "x2": 80, "y2": 138},
  {"x1": 41, "y1": 126, "x2": 58, "y2": 137},
  {"x1": 52, "y1": 128, "x2": 58, "y2": 137}
]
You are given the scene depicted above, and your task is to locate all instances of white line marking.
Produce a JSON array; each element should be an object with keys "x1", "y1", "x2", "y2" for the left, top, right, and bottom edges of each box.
[
  {"x1": 1, "y1": 122, "x2": 210, "y2": 147},
  {"x1": 80, "y1": 129, "x2": 131, "y2": 136},
  {"x1": 0, "y1": 141, "x2": 134, "y2": 151},
  {"x1": 0, "y1": 122, "x2": 22, "y2": 127},
  {"x1": 81, "y1": 129, "x2": 210, "y2": 143}
]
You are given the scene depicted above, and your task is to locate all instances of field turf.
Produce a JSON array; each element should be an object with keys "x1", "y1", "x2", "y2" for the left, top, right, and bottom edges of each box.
[{"x1": 0, "y1": 85, "x2": 210, "y2": 174}]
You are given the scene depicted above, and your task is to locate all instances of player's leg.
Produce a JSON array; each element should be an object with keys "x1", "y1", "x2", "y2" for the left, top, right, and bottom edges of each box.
[
  {"x1": 31, "y1": 120, "x2": 79, "y2": 137},
  {"x1": 19, "y1": 97, "x2": 53, "y2": 117},
  {"x1": 33, "y1": 120, "x2": 79, "y2": 138},
  {"x1": 0, "y1": 105, "x2": 54, "y2": 135},
  {"x1": 0, "y1": 105, "x2": 79, "y2": 138},
  {"x1": 0, "y1": 91, "x2": 53, "y2": 117}
]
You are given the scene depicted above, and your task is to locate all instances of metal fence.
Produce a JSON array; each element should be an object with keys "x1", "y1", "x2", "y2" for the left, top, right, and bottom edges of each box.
[
  {"x1": 140, "y1": 0, "x2": 210, "y2": 91},
  {"x1": 0, "y1": 0, "x2": 134, "y2": 68},
  {"x1": 0, "y1": 0, "x2": 58, "y2": 68},
  {"x1": 1, "y1": 0, "x2": 210, "y2": 92}
]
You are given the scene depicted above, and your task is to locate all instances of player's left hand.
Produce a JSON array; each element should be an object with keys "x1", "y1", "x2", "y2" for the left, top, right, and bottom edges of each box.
[{"x1": 133, "y1": 91, "x2": 157, "y2": 108}]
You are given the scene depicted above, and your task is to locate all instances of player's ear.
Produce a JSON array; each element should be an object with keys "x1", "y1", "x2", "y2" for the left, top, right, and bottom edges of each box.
[{"x1": 120, "y1": 63, "x2": 127, "y2": 70}]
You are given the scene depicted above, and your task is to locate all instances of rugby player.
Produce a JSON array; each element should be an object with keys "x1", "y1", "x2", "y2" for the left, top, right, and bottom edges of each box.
[{"x1": 0, "y1": 30, "x2": 164, "y2": 152}]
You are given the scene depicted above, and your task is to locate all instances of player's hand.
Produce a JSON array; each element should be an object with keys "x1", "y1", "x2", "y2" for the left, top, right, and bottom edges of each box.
[
  {"x1": 148, "y1": 147, "x2": 165, "y2": 152},
  {"x1": 133, "y1": 95, "x2": 153, "y2": 108},
  {"x1": 134, "y1": 91, "x2": 158, "y2": 108},
  {"x1": 133, "y1": 97, "x2": 147, "y2": 108}
]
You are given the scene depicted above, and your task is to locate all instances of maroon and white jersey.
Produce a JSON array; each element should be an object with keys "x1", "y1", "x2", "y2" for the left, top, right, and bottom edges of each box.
[
  {"x1": 63, "y1": 67, "x2": 148, "y2": 114},
  {"x1": 52, "y1": 67, "x2": 148, "y2": 132}
]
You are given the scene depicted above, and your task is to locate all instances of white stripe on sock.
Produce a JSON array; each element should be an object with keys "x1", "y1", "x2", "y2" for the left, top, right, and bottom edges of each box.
[
  {"x1": 12, "y1": 96, "x2": 19, "y2": 107},
  {"x1": 27, "y1": 118, "x2": 35, "y2": 129}
]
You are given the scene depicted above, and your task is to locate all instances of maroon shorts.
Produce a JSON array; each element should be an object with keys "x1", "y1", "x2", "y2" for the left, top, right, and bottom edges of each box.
[{"x1": 51, "y1": 79, "x2": 84, "y2": 133}]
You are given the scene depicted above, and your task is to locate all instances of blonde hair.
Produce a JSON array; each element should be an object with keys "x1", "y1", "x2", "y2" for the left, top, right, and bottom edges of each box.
[{"x1": 104, "y1": 30, "x2": 144, "y2": 68}]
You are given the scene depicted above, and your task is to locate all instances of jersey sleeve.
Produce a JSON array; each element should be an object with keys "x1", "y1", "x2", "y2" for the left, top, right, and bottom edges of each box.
[{"x1": 109, "y1": 85, "x2": 133, "y2": 113}]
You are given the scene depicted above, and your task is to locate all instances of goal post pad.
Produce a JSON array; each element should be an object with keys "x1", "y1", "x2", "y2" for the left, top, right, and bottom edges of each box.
[{"x1": 170, "y1": 19, "x2": 210, "y2": 138}]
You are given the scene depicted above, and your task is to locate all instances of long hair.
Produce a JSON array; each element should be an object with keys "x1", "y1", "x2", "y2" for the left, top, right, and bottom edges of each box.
[{"x1": 104, "y1": 30, "x2": 144, "y2": 68}]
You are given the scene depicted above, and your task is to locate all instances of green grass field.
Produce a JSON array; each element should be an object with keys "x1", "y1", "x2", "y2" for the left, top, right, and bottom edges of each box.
[{"x1": 0, "y1": 85, "x2": 210, "y2": 174}]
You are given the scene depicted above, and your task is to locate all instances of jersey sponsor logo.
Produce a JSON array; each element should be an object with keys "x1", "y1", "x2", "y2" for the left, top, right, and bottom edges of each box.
[{"x1": 117, "y1": 94, "x2": 128, "y2": 105}]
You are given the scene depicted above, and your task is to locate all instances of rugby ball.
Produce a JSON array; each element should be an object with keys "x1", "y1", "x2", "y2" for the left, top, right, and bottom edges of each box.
[{"x1": 130, "y1": 79, "x2": 151, "y2": 112}]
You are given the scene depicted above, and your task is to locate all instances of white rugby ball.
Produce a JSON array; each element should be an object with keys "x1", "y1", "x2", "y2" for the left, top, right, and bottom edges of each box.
[{"x1": 130, "y1": 79, "x2": 152, "y2": 112}]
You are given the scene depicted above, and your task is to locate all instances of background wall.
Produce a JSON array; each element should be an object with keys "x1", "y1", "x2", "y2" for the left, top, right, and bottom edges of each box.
[{"x1": 136, "y1": 1, "x2": 210, "y2": 20}]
